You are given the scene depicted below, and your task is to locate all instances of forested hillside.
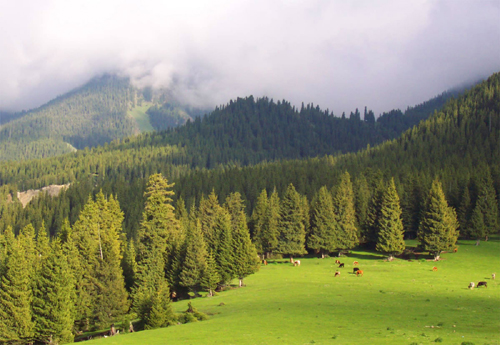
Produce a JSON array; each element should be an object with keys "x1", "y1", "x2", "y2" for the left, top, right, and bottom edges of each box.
[{"x1": 0, "y1": 73, "x2": 497, "y2": 243}]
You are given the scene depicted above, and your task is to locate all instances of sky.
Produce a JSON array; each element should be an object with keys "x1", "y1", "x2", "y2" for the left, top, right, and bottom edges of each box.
[{"x1": 0, "y1": 0, "x2": 499, "y2": 115}]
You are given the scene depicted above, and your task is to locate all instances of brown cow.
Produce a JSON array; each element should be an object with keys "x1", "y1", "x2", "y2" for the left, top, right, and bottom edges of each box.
[
  {"x1": 432, "y1": 267, "x2": 438, "y2": 272},
  {"x1": 335, "y1": 259, "x2": 341, "y2": 264},
  {"x1": 477, "y1": 281, "x2": 487, "y2": 288},
  {"x1": 356, "y1": 270, "x2": 363, "y2": 277},
  {"x1": 294, "y1": 260, "x2": 301, "y2": 267},
  {"x1": 334, "y1": 271, "x2": 340, "y2": 277},
  {"x1": 353, "y1": 261, "x2": 359, "y2": 266},
  {"x1": 353, "y1": 267, "x2": 360, "y2": 274},
  {"x1": 338, "y1": 263, "x2": 345, "y2": 268},
  {"x1": 453, "y1": 247, "x2": 458, "y2": 253}
]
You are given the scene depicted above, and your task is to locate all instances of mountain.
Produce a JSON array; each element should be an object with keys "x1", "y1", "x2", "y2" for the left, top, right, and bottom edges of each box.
[
  {"x1": 1, "y1": 72, "x2": 497, "y2": 239},
  {"x1": 0, "y1": 75, "x2": 200, "y2": 161}
]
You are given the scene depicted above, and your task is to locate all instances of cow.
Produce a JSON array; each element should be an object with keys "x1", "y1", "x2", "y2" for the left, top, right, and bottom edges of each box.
[
  {"x1": 334, "y1": 271, "x2": 340, "y2": 277},
  {"x1": 338, "y1": 263, "x2": 345, "y2": 268},
  {"x1": 294, "y1": 260, "x2": 301, "y2": 267},
  {"x1": 353, "y1": 267, "x2": 360, "y2": 274},
  {"x1": 290, "y1": 257, "x2": 294, "y2": 263},
  {"x1": 477, "y1": 281, "x2": 487, "y2": 288},
  {"x1": 492, "y1": 273, "x2": 496, "y2": 280},
  {"x1": 432, "y1": 267, "x2": 438, "y2": 272},
  {"x1": 453, "y1": 247, "x2": 458, "y2": 253},
  {"x1": 335, "y1": 259, "x2": 341, "y2": 264},
  {"x1": 263, "y1": 260, "x2": 268, "y2": 266},
  {"x1": 356, "y1": 270, "x2": 364, "y2": 277},
  {"x1": 353, "y1": 261, "x2": 359, "y2": 266},
  {"x1": 468, "y1": 282, "x2": 475, "y2": 289}
]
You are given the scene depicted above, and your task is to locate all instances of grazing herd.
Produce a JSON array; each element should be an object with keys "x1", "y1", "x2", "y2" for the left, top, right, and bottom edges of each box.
[{"x1": 285, "y1": 254, "x2": 495, "y2": 291}]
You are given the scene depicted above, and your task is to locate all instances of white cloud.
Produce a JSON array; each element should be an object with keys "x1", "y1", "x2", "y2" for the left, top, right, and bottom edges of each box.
[{"x1": 0, "y1": 0, "x2": 499, "y2": 114}]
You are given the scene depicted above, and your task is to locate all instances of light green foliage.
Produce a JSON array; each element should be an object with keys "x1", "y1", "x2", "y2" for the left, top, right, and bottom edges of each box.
[
  {"x1": 0, "y1": 237, "x2": 33, "y2": 343},
  {"x1": 231, "y1": 212, "x2": 260, "y2": 286},
  {"x1": 376, "y1": 178, "x2": 405, "y2": 258},
  {"x1": 32, "y1": 240, "x2": 74, "y2": 344},
  {"x1": 418, "y1": 179, "x2": 459, "y2": 259}
]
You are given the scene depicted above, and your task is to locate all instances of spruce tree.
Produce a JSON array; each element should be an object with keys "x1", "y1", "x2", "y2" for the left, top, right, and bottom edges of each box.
[
  {"x1": 375, "y1": 178, "x2": 405, "y2": 260},
  {"x1": 122, "y1": 239, "x2": 137, "y2": 292},
  {"x1": 32, "y1": 240, "x2": 74, "y2": 344},
  {"x1": 201, "y1": 251, "x2": 220, "y2": 297},
  {"x1": 308, "y1": 186, "x2": 337, "y2": 258},
  {"x1": 232, "y1": 212, "x2": 260, "y2": 287},
  {"x1": 473, "y1": 173, "x2": 499, "y2": 238},
  {"x1": 144, "y1": 280, "x2": 175, "y2": 330},
  {"x1": 457, "y1": 184, "x2": 472, "y2": 238},
  {"x1": 418, "y1": 179, "x2": 459, "y2": 260},
  {"x1": 365, "y1": 178, "x2": 385, "y2": 246},
  {"x1": 276, "y1": 184, "x2": 307, "y2": 261},
  {"x1": 354, "y1": 174, "x2": 371, "y2": 235},
  {"x1": 179, "y1": 219, "x2": 208, "y2": 296},
  {"x1": 213, "y1": 209, "x2": 235, "y2": 286},
  {"x1": 0, "y1": 237, "x2": 34, "y2": 343},
  {"x1": 251, "y1": 189, "x2": 269, "y2": 257},
  {"x1": 333, "y1": 172, "x2": 359, "y2": 251}
]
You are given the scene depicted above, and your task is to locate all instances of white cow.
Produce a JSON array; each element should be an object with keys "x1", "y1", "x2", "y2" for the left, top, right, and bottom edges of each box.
[{"x1": 468, "y1": 282, "x2": 475, "y2": 289}]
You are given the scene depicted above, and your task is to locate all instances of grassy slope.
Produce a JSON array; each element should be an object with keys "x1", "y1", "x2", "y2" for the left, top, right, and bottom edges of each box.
[
  {"x1": 88, "y1": 239, "x2": 500, "y2": 345},
  {"x1": 127, "y1": 103, "x2": 154, "y2": 132}
]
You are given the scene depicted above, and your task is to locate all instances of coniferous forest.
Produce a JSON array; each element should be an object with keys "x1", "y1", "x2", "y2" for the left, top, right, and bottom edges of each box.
[{"x1": 0, "y1": 72, "x2": 498, "y2": 343}]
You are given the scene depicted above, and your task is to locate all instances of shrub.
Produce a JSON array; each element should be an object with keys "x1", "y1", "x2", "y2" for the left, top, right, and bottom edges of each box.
[{"x1": 434, "y1": 337, "x2": 443, "y2": 342}]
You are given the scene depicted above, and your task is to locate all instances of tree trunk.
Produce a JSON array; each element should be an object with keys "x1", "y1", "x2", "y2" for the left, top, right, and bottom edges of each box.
[
  {"x1": 388, "y1": 254, "x2": 394, "y2": 261},
  {"x1": 208, "y1": 289, "x2": 213, "y2": 297},
  {"x1": 290, "y1": 256, "x2": 294, "y2": 263},
  {"x1": 239, "y1": 278, "x2": 243, "y2": 287},
  {"x1": 434, "y1": 252, "x2": 440, "y2": 261}
]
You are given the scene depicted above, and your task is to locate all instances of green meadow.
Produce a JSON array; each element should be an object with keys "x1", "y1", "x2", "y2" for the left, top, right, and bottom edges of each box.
[
  {"x1": 128, "y1": 103, "x2": 154, "y2": 132},
  {"x1": 88, "y1": 239, "x2": 500, "y2": 345}
]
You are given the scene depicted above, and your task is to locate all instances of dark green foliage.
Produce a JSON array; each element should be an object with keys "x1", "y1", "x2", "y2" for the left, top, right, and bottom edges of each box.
[
  {"x1": 144, "y1": 280, "x2": 175, "y2": 330},
  {"x1": 375, "y1": 179, "x2": 405, "y2": 259},
  {"x1": 179, "y1": 220, "x2": 208, "y2": 295},
  {"x1": 418, "y1": 180, "x2": 459, "y2": 260},
  {"x1": 276, "y1": 184, "x2": 307, "y2": 257},
  {"x1": 333, "y1": 172, "x2": 358, "y2": 250},
  {"x1": 122, "y1": 239, "x2": 137, "y2": 292},
  {"x1": 147, "y1": 103, "x2": 192, "y2": 131},
  {"x1": 471, "y1": 171, "x2": 499, "y2": 238},
  {"x1": 308, "y1": 186, "x2": 337, "y2": 257},
  {"x1": 231, "y1": 212, "x2": 260, "y2": 286},
  {"x1": 179, "y1": 302, "x2": 208, "y2": 323}
]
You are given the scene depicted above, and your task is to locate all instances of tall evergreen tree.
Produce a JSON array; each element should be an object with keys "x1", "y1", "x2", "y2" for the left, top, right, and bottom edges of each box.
[
  {"x1": 364, "y1": 177, "x2": 385, "y2": 246},
  {"x1": 332, "y1": 172, "x2": 359, "y2": 251},
  {"x1": 32, "y1": 240, "x2": 74, "y2": 344},
  {"x1": 201, "y1": 251, "x2": 220, "y2": 297},
  {"x1": 472, "y1": 172, "x2": 499, "y2": 238},
  {"x1": 251, "y1": 189, "x2": 269, "y2": 257},
  {"x1": 232, "y1": 212, "x2": 260, "y2": 287},
  {"x1": 276, "y1": 184, "x2": 307, "y2": 261},
  {"x1": 375, "y1": 178, "x2": 405, "y2": 260},
  {"x1": 213, "y1": 209, "x2": 235, "y2": 286},
  {"x1": 0, "y1": 237, "x2": 34, "y2": 343},
  {"x1": 418, "y1": 179, "x2": 459, "y2": 260},
  {"x1": 354, "y1": 174, "x2": 371, "y2": 236},
  {"x1": 308, "y1": 186, "x2": 337, "y2": 258},
  {"x1": 457, "y1": 183, "x2": 472, "y2": 238},
  {"x1": 122, "y1": 239, "x2": 137, "y2": 292},
  {"x1": 179, "y1": 219, "x2": 208, "y2": 296}
]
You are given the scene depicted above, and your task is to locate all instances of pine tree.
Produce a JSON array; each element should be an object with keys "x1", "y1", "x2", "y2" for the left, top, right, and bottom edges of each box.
[
  {"x1": 251, "y1": 189, "x2": 269, "y2": 257},
  {"x1": 133, "y1": 174, "x2": 179, "y2": 329},
  {"x1": 418, "y1": 179, "x2": 459, "y2": 260},
  {"x1": 0, "y1": 237, "x2": 34, "y2": 343},
  {"x1": 473, "y1": 172, "x2": 499, "y2": 238},
  {"x1": 122, "y1": 239, "x2": 137, "y2": 292},
  {"x1": 144, "y1": 280, "x2": 175, "y2": 330},
  {"x1": 179, "y1": 219, "x2": 208, "y2": 296},
  {"x1": 333, "y1": 172, "x2": 359, "y2": 251},
  {"x1": 375, "y1": 178, "x2": 405, "y2": 260},
  {"x1": 365, "y1": 178, "x2": 385, "y2": 246},
  {"x1": 457, "y1": 184, "x2": 472, "y2": 238},
  {"x1": 354, "y1": 174, "x2": 370, "y2": 236},
  {"x1": 201, "y1": 251, "x2": 220, "y2": 297},
  {"x1": 308, "y1": 186, "x2": 337, "y2": 258},
  {"x1": 276, "y1": 184, "x2": 307, "y2": 261},
  {"x1": 32, "y1": 240, "x2": 74, "y2": 344},
  {"x1": 232, "y1": 212, "x2": 260, "y2": 287},
  {"x1": 213, "y1": 209, "x2": 235, "y2": 286}
]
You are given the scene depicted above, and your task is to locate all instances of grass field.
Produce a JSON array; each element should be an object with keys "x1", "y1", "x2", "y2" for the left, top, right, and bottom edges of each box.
[
  {"x1": 88, "y1": 239, "x2": 500, "y2": 345},
  {"x1": 128, "y1": 103, "x2": 154, "y2": 132}
]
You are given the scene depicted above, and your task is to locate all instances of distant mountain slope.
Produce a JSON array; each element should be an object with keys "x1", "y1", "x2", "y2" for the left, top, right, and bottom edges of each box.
[
  {"x1": 0, "y1": 75, "x2": 137, "y2": 161},
  {"x1": 0, "y1": 75, "x2": 200, "y2": 161}
]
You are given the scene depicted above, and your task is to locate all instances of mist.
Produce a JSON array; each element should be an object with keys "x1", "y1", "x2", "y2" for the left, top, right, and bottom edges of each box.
[{"x1": 1, "y1": 0, "x2": 499, "y2": 115}]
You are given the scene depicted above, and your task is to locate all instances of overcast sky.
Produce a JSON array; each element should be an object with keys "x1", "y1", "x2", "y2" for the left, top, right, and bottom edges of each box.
[{"x1": 1, "y1": 0, "x2": 499, "y2": 115}]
